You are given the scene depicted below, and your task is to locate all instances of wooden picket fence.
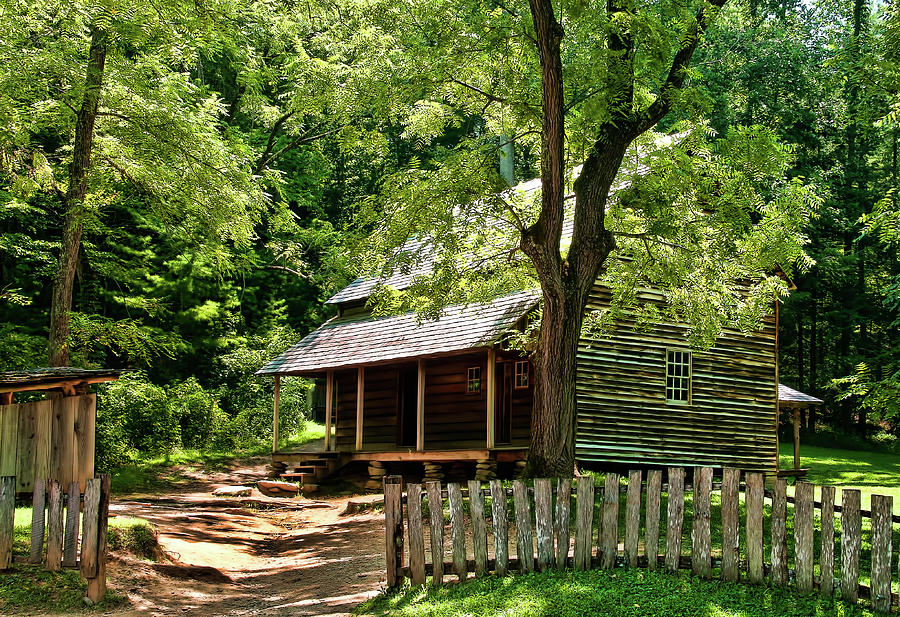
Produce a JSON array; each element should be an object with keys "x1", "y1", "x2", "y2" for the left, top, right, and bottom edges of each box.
[
  {"x1": 0, "y1": 475, "x2": 110, "y2": 603},
  {"x1": 383, "y1": 468, "x2": 899, "y2": 613}
]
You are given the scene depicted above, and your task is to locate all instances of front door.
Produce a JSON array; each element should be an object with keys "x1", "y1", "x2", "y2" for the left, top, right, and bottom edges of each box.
[{"x1": 398, "y1": 367, "x2": 418, "y2": 447}]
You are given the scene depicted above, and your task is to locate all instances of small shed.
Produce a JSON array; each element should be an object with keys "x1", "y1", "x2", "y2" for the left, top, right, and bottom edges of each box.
[
  {"x1": 778, "y1": 383, "x2": 823, "y2": 477},
  {"x1": 0, "y1": 368, "x2": 121, "y2": 494}
]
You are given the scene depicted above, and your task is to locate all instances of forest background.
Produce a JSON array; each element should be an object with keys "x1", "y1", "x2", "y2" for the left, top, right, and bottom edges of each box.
[{"x1": 1, "y1": 0, "x2": 899, "y2": 470}]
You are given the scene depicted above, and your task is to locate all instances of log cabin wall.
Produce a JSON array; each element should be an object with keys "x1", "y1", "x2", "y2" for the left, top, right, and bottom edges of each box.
[
  {"x1": 424, "y1": 353, "x2": 488, "y2": 450},
  {"x1": 576, "y1": 285, "x2": 778, "y2": 472},
  {"x1": 334, "y1": 370, "x2": 358, "y2": 449},
  {"x1": 361, "y1": 366, "x2": 401, "y2": 450}
]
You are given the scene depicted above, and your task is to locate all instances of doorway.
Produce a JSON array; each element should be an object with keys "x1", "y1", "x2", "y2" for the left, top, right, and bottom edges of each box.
[{"x1": 398, "y1": 367, "x2": 418, "y2": 447}]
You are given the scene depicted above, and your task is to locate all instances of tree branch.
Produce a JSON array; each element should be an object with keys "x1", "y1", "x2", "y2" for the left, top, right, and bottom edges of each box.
[
  {"x1": 254, "y1": 125, "x2": 343, "y2": 175},
  {"x1": 254, "y1": 110, "x2": 296, "y2": 174}
]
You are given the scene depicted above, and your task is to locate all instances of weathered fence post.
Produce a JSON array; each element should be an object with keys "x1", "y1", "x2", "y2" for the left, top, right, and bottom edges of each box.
[
  {"x1": 555, "y1": 477, "x2": 571, "y2": 569},
  {"x1": 534, "y1": 478, "x2": 553, "y2": 572},
  {"x1": 383, "y1": 475, "x2": 404, "y2": 588},
  {"x1": 46, "y1": 479, "x2": 64, "y2": 571},
  {"x1": 870, "y1": 494, "x2": 893, "y2": 613},
  {"x1": 0, "y1": 476, "x2": 15, "y2": 570},
  {"x1": 721, "y1": 468, "x2": 740, "y2": 582},
  {"x1": 624, "y1": 470, "x2": 641, "y2": 568},
  {"x1": 645, "y1": 469, "x2": 662, "y2": 571},
  {"x1": 794, "y1": 482, "x2": 815, "y2": 594},
  {"x1": 490, "y1": 479, "x2": 508, "y2": 577},
  {"x1": 840, "y1": 488, "x2": 861, "y2": 603},
  {"x1": 425, "y1": 480, "x2": 445, "y2": 584},
  {"x1": 819, "y1": 485, "x2": 836, "y2": 596},
  {"x1": 600, "y1": 473, "x2": 619, "y2": 570},
  {"x1": 407, "y1": 483, "x2": 426, "y2": 586},
  {"x1": 665, "y1": 467, "x2": 685, "y2": 573},
  {"x1": 574, "y1": 476, "x2": 594, "y2": 570},
  {"x1": 63, "y1": 481, "x2": 80, "y2": 568},
  {"x1": 513, "y1": 480, "x2": 534, "y2": 573},
  {"x1": 745, "y1": 472, "x2": 764, "y2": 584},
  {"x1": 86, "y1": 474, "x2": 111, "y2": 603},
  {"x1": 770, "y1": 477, "x2": 788, "y2": 586},
  {"x1": 448, "y1": 482, "x2": 467, "y2": 582},
  {"x1": 691, "y1": 467, "x2": 712, "y2": 578},
  {"x1": 467, "y1": 480, "x2": 488, "y2": 577},
  {"x1": 29, "y1": 479, "x2": 46, "y2": 564}
]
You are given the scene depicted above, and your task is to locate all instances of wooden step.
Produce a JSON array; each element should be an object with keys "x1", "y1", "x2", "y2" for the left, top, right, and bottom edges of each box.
[
  {"x1": 280, "y1": 472, "x2": 316, "y2": 481},
  {"x1": 303, "y1": 459, "x2": 330, "y2": 468},
  {"x1": 290, "y1": 466, "x2": 318, "y2": 474}
]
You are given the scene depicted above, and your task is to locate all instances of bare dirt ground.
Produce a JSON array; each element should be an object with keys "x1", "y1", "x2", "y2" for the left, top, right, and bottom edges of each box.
[{"x1": 101, "y1": 460, "x2": 386, "y2": 617}]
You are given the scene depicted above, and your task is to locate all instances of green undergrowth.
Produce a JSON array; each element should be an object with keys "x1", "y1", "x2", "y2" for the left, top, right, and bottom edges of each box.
[{"x1": 358, "y1": 568, "x2": 874, "y2": 617}]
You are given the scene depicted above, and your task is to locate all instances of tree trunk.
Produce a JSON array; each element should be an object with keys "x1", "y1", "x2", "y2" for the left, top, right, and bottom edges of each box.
[{"x1": 48, "y1": 28, "x2": 108, "y2": 366}]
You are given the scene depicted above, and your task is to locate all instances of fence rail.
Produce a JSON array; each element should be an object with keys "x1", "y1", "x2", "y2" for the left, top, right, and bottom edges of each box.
[
  {"x1": 383, "y1": 467, "x2": 899, "y2": 614},
  {"x1": 0, "y1": 474, "x2": 110, "y2": 603}
]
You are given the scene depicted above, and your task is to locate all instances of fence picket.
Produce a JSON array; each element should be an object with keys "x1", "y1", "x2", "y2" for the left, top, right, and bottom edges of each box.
[
  {"x1": 600, "y1": 473, "x2": 620, "y2": 570},
  {"x1": 0, "y1": 476, "x2": 14, "y2": 570},
  {"x1": 555, "y1": 478, "x2": 571, "y2": 569},
  {"x1": 770, "y1": 477, "x2": 788, "y2": 586},
  {"x1": 490, "y1": 479, "x2": 508, "y2": 576},
  {"x1": 513, "y1": 480, "x2": 534, "y2": 573},
  {"x1": 645, "y1": 469, "x2": 662, "y2": 571},
  {"x1": 870, "y1": 494, "x2": 892, "y2": 613},
  {"x1": 691, "y1": 467, "x2": 712, "y2": 578},
  {"x1": 665, "y1": 467, "x2": 685, "y2": 573},
  {"x1": 46, "y1": 479, "x2": 64, "y2": 571},
  {"x1": 745, "y1": 472, "x2": 764, "y2": 584},
  {"x1": 79, "y1": 478, "x2": 100, "y2": 578},
  {"x1": 425, "y1": 480, "x2": 445, "y2": 585},
  {"x1": 85, "y1": 474, "x2": 110, "y2": 603},
  {"x1": 534, "y1": 478, "x2": 553, "y2": 572},
  {"x1": 407, "y1": 483, "x2": 426, "y2": 586},
  {"x1": 819, "y1": 485, "x2": 836, "y2": 596},
  {"x1": 448, "y1": 482, "x2": 467, "y2": 582},
  {"x1": 383, "y1": 476, "x2": 404, "y2": 588},
  {"x1": 574, "y1": 477, "x2": 594, "y2": 570},
  {"x1": 721, "y1": 468, "x2": 740, "y2": 582},
  {"x1": 840, "y1": 488, "x2": 861, "y2": 603},
  {"x1": 794, "y1": 482, "x2": 815, "y2": 594},
  {"x1": 63, "y1": 481, "x2": 80, "y2": 568},
  {"x1": 468, "y1": 480, "x2": 488, "y2": 577},
  {"x1": 625, "y1": 470, "x2": 641, "y2": 568},
  {"x1": 29, "y1": 479, "x2": 46, "y2": 564}
]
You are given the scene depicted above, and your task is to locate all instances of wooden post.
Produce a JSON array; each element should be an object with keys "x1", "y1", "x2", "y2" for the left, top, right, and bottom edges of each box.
[
  {"x1": 574, "y1": 477, "x2": 594, "y2": 570},
  {"x1": 490, "y1": 479, "x2": 508, "y2": 576},
  {"x1": 692, "y1": 467, "x2": 712, "y2": 578},
  {"x1": 819, "y1": 485, "x2": 836, "y2": 597},
  {"x1": 383, "y1": 475, "x2": 404, "y2": 588},
  {"x1": 555, "y1": 477, "x2": 571, "y2": 569},
  {"x1": 870, "y1": 494, "x2": 892, "y2": 614},
  {"x1": 407, "y1": 483, "x2": 426, "y2": 585},
  {"x1": 46, "y1": 479, "x2": 64, "y2": 571},
  {"x1": 79, "y1": 478, "x2": 100, "y2": 578},
  {"x1": 486, "y1": 349, "x2": 495, "y2": 448},
  {"x1": 840, "y1": 488, "x2": 861, "y2": 603},
  {"x1": 665, "y1": 467, "x2": 685, "y2": 574},
  {"x1": 29, "y1": 479, "x2": 46, "y2": 564},
  {"x1": 625, "y1": 470, "x2": 641, "y2": 568},
  {"x1": 63, "y1": 481, "x2": 80, "y2": 568},
  {"x1": 448, "y1": 482, "x2": 467, "y2": 582},
  {"x1": 86, "y1": 474, "x2": 110, "y2": 604},
  {"x1": 770, "y1": 477, "x2": 788, "y2": 586},
  {"x1": 745, "y1": 472, "x2": 765, "y2": 584},
  {"x1": 416, "y1": 360, "x2": 425, "y2": 452},
  {"x1": 534, "y1": 478, "x2": 553, "y2": 571},
  {"x1": 0, "y1": 476, "x2": 14, "y2": 570},
  {"x1": 324, "y1": 371, "x2": 334, "y2": 451},
  {"x1": 794, "y1": 482, "x2": 815, "y2": 594},
  {"x1": 468, "y1": 480, "x2": 488, "y2": 577},
  {"x1": 272, "y1": 376, "x2": 281, "y2": 454},
  {"x1": 721, "y1": 468, "x2": 740, "y2": 582},
  {"x1": 600, "y1": 473, "x2": 619, "y2": 570},
  {"x1": 513, "y1": 480, "x2": 534, "y2": 573},
  {"x1": 792, "y1": 407, "x2": 801, "y2": 470},
  {"x1": 355, "y1": 367, "x2": 365, "y2": 451},
  {"x1": 426, "y1": 480, "x2": 445, "y2": 584},
  {"x1": 645, "y1": 469, "x2": 662, "y2": 571}
]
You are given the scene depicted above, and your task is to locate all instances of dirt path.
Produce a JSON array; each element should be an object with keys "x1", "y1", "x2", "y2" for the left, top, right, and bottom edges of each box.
[{"x1": 104, "y1": 462, "x2": 385, "y2": 616}]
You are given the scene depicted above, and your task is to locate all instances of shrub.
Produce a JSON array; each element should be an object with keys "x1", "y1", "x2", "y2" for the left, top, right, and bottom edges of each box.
[{"x1": 168, "y1": 377, "x2": 218, "y2": 449}]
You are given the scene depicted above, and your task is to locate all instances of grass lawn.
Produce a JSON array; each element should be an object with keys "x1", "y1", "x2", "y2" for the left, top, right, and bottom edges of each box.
[{"x1": 358, "y1": 568, "x2": 874, "y2": 617}]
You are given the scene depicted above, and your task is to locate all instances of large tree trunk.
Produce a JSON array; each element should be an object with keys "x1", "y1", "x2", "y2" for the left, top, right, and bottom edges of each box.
[{"x1": 49, "y1": 28, "x2": 108, "y2": 366}]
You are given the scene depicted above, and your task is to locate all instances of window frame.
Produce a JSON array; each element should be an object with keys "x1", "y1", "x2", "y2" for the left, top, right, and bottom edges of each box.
[
  {"x1": 466, "y1": 366, "x2": 482, "y2": 394},
  {"x1": 665, "y1": 349, "x2": 692, "y2": 405},
  {"x1": 514, "y1": 360, "x2": 530, "y2": 389}
]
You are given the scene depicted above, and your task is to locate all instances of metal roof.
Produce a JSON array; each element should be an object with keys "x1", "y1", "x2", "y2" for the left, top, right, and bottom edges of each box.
[
  {"x1": 257, "y1": 290, "x2": 540, "y2": 375},
  {"x1": 778, "y1": 383, "x2": 823, "y2": 406}
]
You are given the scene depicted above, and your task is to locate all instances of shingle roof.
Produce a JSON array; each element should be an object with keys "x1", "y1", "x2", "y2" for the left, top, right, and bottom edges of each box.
[
  {"x1": 0, "y1": 368, "x2": 123, "y2": 393},
  {"x1": 258, "y1": 290, "x2": 540, "y2": 375},
  {"x1": 778, "y1": 383, "x2": 823, "y2": 406}
]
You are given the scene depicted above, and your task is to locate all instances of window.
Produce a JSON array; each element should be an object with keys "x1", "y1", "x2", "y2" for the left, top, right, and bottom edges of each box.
[
  {"x1": 514, "y1": 360, "x2": 529, "y2": 389},
  {"x1": 467, "y1": 367, "x2": 482, "y2": 393},
  {"x1": 666, "y1": 350, "x2": 691, "y2": 403}
]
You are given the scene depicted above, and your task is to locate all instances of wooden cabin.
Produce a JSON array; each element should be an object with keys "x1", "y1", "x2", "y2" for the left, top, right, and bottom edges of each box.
[
  {"x1": 0, "y1": 368, "x2": 121, "y2": 494},
  {"x1": 258, "y1": 262, "x2": 800, "y2": 488}
]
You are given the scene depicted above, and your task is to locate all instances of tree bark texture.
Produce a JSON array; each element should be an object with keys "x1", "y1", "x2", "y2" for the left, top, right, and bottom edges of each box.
[{"x1": 49, "y1": 28, "x2": 108, "y2": 366}]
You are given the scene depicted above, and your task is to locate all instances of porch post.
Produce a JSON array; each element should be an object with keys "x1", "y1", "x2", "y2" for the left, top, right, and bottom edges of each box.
[
  {"x1": 355, "y1": 367, "x2": 365, "y2": 451},
  {"x1": 272, "y1": 376, "x2": 281, "y2": 454},
  {"x1": 486, "y1": 349, "x2": 496, "y2": 448},
  {"x1": 324, "y1": 370, "x2": 334, "y2": 451},
  {"x1": 416, "y1": 360, "x2": 425, "y2": 451}
]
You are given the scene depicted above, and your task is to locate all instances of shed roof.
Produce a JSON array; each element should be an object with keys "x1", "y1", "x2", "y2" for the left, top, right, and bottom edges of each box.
[
  {"x1": 0, "y1": 368, "x2": 122, "y2": 394},
  {"x1": 778, "y1": 383, "x2": 823, "y2": 406},
  {"x1": 257, "y1": 290, "x2": 540, "y2": 375}
]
